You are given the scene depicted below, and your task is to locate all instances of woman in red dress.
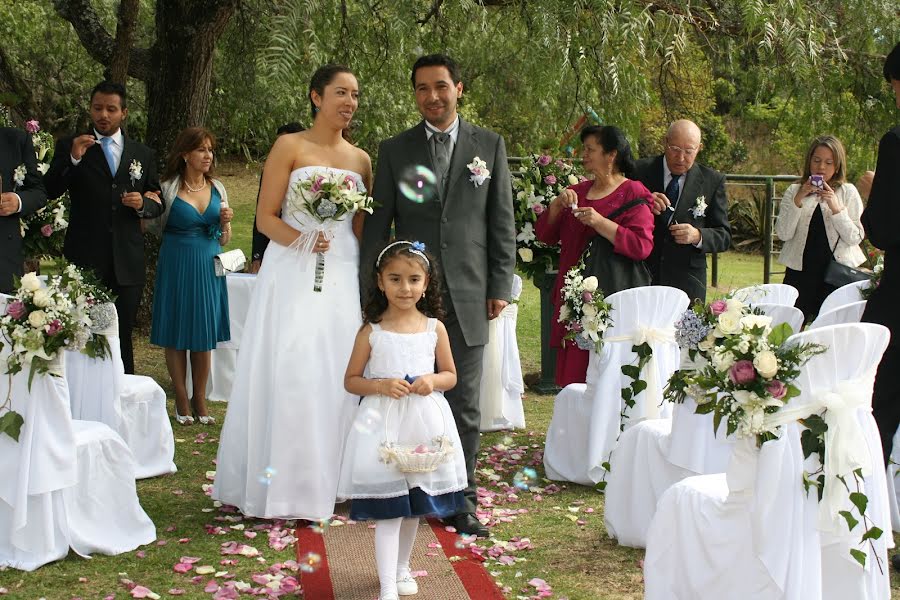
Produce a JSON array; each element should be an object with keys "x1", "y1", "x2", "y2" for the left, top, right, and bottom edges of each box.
[{"x1": 535, "y1": 125, "x2": 655, "y2": 386}]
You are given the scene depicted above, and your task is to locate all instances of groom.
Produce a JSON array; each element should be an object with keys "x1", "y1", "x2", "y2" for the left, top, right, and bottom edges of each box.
[
  {"x1": 362, "y1": 54, "x2": 516, "y2": 537},
  {"x1": 44, "y1": 81, "x2": 163, "y2": 374}
]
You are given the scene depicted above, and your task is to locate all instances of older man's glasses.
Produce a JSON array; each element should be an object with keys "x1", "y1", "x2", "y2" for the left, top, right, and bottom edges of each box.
[{"x1": 666, "y1": 144, "x2": 698, "y2": 157}]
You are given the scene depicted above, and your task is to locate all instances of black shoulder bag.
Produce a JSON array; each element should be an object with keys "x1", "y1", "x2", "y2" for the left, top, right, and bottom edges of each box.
[
  {"x1": 579, "y1": 198, "x2": 652, "y2": 295},
  {"x1": 823, "y1": 236, "x2": 869, "y2": 288}
]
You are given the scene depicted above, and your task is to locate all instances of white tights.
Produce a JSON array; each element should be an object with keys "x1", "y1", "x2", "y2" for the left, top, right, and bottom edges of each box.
[{"x1": 374, "y1": 517, "x2": 419, "y2": 598}]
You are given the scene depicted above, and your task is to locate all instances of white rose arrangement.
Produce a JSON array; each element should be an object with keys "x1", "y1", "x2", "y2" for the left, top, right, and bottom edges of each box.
[{"x1": 558, "y1": 263, "x2": 612, "y2": 353}]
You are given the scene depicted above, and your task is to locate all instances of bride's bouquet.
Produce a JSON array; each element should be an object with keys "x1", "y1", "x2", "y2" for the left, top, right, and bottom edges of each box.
[
  {"x1": 558, "y1": 260, "x2": 613, "y2": 353},
  {"x1": 287, "y1": 170, "x2": 376, "y2": 291}
]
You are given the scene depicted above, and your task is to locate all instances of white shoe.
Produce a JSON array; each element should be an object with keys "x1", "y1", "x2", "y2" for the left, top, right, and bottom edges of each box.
[
  {"x1": 396, "y1": 574, "x2": 418, "y2": 596},
  {"x1": 379, "y1": 594, "x2": 399, "y2": 600}
]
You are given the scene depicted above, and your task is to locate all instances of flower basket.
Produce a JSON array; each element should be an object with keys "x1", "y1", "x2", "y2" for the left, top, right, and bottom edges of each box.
[{"x1": 379, "y1": 396, "x2": 454, "y2": 474}]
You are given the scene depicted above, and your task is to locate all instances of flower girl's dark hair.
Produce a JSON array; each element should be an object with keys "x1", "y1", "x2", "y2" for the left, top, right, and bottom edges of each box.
[{"x1": 364, "y1": 240, "x2": 445, "y2": 324}]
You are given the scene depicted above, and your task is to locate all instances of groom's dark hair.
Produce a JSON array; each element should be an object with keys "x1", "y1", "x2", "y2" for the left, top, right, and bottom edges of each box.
[
  {"x1": 411, "y1": 54, "x2": 461, "y2": 87},
  {"x1": 90, "y1": 80, "x2": 127, "y2": 108}
]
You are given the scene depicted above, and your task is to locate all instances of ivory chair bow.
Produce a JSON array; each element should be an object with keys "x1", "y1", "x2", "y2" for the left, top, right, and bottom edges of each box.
[{"x1": 604, "y1": 325, "x2": 676, "y2": 420}]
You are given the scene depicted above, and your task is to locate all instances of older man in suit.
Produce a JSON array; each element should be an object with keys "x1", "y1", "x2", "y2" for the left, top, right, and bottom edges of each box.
[
  {"x1": 0, "y1": 127, "x2": 47, "y2": 293},
  {"x1": 361, "y1": 54, "x2": 516, "y2": 537},
  {"x1": 44, "y1": 81, "x2": 163, "y2": 374},
  {"x1": 634, "y1": 119, "x2": 731, "y2": 303}
]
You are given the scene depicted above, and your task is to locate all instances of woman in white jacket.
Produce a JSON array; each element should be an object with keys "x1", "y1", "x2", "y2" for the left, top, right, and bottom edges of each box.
[{"x1": 775, "y1": 135, "x2": 865, "y2": 321}]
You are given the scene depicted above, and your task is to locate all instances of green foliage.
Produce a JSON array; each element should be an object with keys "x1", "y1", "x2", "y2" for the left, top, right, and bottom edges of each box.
[{"x1": 0, "y1": 408, "x2": 24, "y2": 442}]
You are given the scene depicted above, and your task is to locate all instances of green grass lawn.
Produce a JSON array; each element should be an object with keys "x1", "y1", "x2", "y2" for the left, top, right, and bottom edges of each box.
[{"x1": 2, "y1": 163, "x2": 897, "y2": 599}]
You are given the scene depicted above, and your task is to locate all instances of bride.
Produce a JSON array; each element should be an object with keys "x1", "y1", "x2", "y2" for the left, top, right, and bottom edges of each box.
[{"x1": 213, "y1": 65, "x2": 372, "y2": 520}]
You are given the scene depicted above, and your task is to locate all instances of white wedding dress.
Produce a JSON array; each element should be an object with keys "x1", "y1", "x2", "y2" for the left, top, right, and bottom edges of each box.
[{"x1": 213, "y1": 166, "x2": 362, "y2": 520}]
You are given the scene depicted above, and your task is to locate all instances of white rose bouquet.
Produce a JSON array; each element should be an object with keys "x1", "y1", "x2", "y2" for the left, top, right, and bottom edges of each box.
[
  {"x1": 57, "y1": 263, "x2": 116, "y2": 360},
  {"x1": 511, "y1": 154, "x2": 585, "y2": 281},
  {"x1": 558, "y1": 260, "x2": 612, "y2": 354},
  {"x1": 0, "y1": 270, "x2": 93, "y2": 441},
  {"x1": 667, "y1": 299, "x2": 825, "y2": 445},
  {"x1": 19, "y1": 119, "x2": 68, "y2": 260},
  {"x1": 288, "y1": 170, "x2": 376, "y2": 292}
]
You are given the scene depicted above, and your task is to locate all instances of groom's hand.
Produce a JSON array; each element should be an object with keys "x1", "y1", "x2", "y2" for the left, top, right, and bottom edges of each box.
[
  {"x1": 487, "y1": 299, "x2": 508, "y2": 320},
  {"x1": 70, "y1": 134, "x2": 96, "y2": 161},
  {"x1": 121, "y1": 191, "x2": 144, "y2": 210}
]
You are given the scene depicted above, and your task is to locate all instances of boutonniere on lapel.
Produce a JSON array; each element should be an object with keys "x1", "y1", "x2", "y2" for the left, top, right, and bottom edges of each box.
[
  {"x1": 467, "y1": 157, "x2": 491, "y2": 187},
  {"x1": 12, "y1": 164, "x2": 26, "y2": 190},
  {"x1": 128, "y1": 159, "x2": 143, "y2": 187},
  {"x1": 691, "y1": 195, "x2": 707, "y2": 218}
]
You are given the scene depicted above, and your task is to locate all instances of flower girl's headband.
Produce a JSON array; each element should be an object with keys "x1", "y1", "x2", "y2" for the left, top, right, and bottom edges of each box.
[{"x1": 376, "y1": 240, "x2": 431, "y2": 271}]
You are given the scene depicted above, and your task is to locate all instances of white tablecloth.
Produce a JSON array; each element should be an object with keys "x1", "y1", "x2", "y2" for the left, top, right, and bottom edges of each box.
[{"x1": 187, "y1": 273, "x2": 256, "y2": 401}]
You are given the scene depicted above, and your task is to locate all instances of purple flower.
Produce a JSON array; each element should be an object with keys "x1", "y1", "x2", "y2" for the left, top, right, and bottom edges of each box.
[
  {"x1": 582, "y1": 291, "x2": 593, "y2": 303},
  {"x1": 570, "y1": 321, "x2": 583, "y2": 333},
  {"x1": 729, "y1": 360, "x2": 757, "y2": 385},
  {"x1": 25, "y1": 119, "x2": 39, "y2": 134},
  {"x1": 766, "y1": 379, "x2": 787, "y2": 399},
  {"x1": 310, "y1": 175, "x2": 325, "y2": 194},
  {"x1": 709, "y1": 300, "x2": 728, "y2": 315},
  {"x1": 6, "y1": 300, "x2": 26, "y2": 320},
  {"x1": 543, "y1": 175, "x2": 557, "y2": 185},
  {"x1": 537, "y1": 155, "x2": 552, "y2": 166},
  {"x1": 532, "y1": 202, "x2": 545, "y2": 215},
  {"x1": 40, "y1": 224, "x2": 53, "y2": 237},
  {"x1": 46, "y1": 319, "x2": 63, "y2": 336}
]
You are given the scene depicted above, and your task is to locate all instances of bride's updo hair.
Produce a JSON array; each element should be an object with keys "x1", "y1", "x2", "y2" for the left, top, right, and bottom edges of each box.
[
  {"x1": 309, "y1": 64, "x2": 354, "y2": 120},
  {"x1": 364, "y1": 240, "x2": 445, "y2": 324}
]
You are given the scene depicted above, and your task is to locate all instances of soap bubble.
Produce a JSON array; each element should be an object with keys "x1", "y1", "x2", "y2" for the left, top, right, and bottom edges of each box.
[
  {"x1": 353, "y1": 407, "x2": 383, "y2": 435},
  {"x1": 257, "y1": 466, "x2": 277, "y2": 486},
  {"x1": 310, "y1": 520, "x2": 330, "y2": 535},
  {"x1": 298, "y1": 551, "x2": 322, "y2": 573},
  {"x1": 399, "y1": 165, "x2": 437, "y2": 203},
  {"x1": 512, "y1": 467, "x2": 538, "y2": 491}
]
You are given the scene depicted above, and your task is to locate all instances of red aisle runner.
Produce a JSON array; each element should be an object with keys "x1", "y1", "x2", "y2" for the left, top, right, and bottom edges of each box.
[{"x1": 295, "y1": 518, "x2": 504, "y2": 599}]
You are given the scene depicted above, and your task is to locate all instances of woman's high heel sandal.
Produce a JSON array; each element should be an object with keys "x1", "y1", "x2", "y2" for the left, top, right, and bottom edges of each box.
[
  {"x1": 174, "y1": 409, "x2": 194, "y2": 426},
  {"x1": 190, "y1": 397, "x2": 215, "y2": 425}
]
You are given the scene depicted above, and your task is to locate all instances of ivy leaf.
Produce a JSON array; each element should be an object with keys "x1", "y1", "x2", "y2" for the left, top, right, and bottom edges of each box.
[
  {"x1": 0, "y1": 411, "x2": 24, "y2": 442},
  {"x1": 861, "y1": 526, "x2": 883, "y2": 542},
  {"x1": 601, "y1": 461, "x2": 611, "y2": 471},
  {"x1": 621, "y1": 388, "x2": 633, "y2": 402},
  {"x1": 849, "y1": 492, "x2": 868, "y2": 515},
  {"x1": 596, "y1": 481, "x2": 607, "y2": 492},
  {"x1": 800, "y1": 413, "x2": 828, "y2": 436},
  {"x1": 800, "y1": 429, "x2": 820, "y2": 460},
  {"x1": 634, "y1": 342, "x2": 653, "y2": 359},
  {"x1": 631, "y1": 379, "x2": 647, "y2": 395},
  {"x1": 838, "y1": 510, "x2": 859, "y2": 531},
  {"x1": 767, "y1": 322, "x2": 792, "y2": 346},
  {"x1": 621, "y1": 365, "x2": 641, "y2": 378},
  {"x1": 850, "y1": 549, "x2": 866, "y2": 568}
]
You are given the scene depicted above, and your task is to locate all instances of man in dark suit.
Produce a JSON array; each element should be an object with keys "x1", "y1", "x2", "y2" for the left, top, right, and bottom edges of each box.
[
  {"x1": 44, "y1": 81, "x2": 163, "y2": 374},
  {"x1": 361, "y1": 54, "x2": 516, "y2": 537},
  {"x1": 0, "y1": 127, "x2": 47, "y2": 293},
  {"x1": 861, "y1": 43, "x2": 900, "y2": 478},
  {"x1": 634, "y1": 119, "x2": 731, "y2": 303},
  {"x1": 249, "y1": 122, "x2": 304, "y2": 273}
]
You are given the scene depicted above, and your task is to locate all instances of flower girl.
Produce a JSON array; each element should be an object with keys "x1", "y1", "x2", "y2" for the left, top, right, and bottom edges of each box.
[{"x1": 338, "y1": 240, "x2": 468, "y2": 600}]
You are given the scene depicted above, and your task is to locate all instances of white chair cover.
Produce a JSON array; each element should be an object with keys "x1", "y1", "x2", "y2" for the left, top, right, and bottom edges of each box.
[
  {"x1": 886, "y1": 427, "x2": 900, "y2": 532},
  {"x1": 0, "y1": 337, "x2": 155, "y2": 571},
  {"x1": 187, "y1": 272, "x2": 255, "y2": 401},
  {"x1": 65, "y1": 305, "x2": 175, "y2": 479},
  {"x1": 479, "y1": 274, "x2": 525, "y2": 431},
  {"x1": 753, "y1": 303, "x2": 805, "y2": 334},
  {"x1": 809, "y1": 301, "x2": 866, "y2": 330},
  {"x1": 644, "y1": 323, "x2": 891, "y2": 600},
  {"x1": 733, "y1": 283, "x2": 799, "y2": 306},
  {"x1": 819, "y1": 279, "x2": 871, "y2": 317},
  {"x1": 543, "y1": 286, "x2": 688, "y2": 486}
]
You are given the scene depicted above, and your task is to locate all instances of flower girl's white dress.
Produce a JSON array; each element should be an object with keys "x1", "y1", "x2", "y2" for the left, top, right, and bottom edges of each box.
[
  {"x1": 337, "y1": 318, "x2": 468, "y2": 520},
  {"x1": 213, "y1": 166, "x2": 361, "y2": 520}
]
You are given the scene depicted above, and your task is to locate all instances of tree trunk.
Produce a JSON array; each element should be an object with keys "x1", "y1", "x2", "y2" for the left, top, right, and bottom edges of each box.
[
  {"x1": 107, "y1": 0, "x2": 141, "y2": 84},
  {"x1": 146, "y1": 0, "x2": 240, "y2": 158}
]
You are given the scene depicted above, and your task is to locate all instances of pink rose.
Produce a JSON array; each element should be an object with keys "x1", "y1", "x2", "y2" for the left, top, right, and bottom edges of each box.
[
  {"x1": 570, "y1": 321, "x2": 583, "y2": 333},
  {"x1": 537, "y1": 155, "x2": 552, "y2": 166},
  {"x1": 343, "y1": 175, "x2": 356, "y2": 189},
  {"x1": 413, "y1": 444, "x2": 429, "y2": 454},
  {"x1": 728, "y1": 360, "x2": 757, "y2": 385},
  {"x1": 709, "y1": 300, "x2": 728, "y2": 315},
  {"x1": 543, "y1": 175, "x2": 557, "y2": 185},
  {"x1": 532, "y1": 202, "x2": 545, "y2": 215},
  {"x1": 766, "y1": 379, "x2": 787, "y2": 399},
  {"x1": 25, "y1": 119, "x2": 39, "y2": 134},
  {"x1": 6, "y1": 300, "x2": 26, "y2": 320},
  {"x1": 46, "y1": 319, "x2": 63, "y2": 335},
  {"x1": 40, "y1": 224, "x2": 53, "y2": 237},
  {"x1": 582, "y1": 291, "x2": 593, "y2": 303}
]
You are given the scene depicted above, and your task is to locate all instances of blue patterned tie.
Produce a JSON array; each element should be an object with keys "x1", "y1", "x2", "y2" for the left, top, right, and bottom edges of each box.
[
  {"x1": 100, "y1": 136, "x2": 117, "y2": 175},
  {"x1": 665, "y1": 174, "x2": 680, "y2": 224}
]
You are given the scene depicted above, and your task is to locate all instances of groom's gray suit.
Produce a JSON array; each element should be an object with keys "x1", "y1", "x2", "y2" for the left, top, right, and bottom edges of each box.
[{"x1": 361, "y1": 118, "x2": 516, "y2": 513}]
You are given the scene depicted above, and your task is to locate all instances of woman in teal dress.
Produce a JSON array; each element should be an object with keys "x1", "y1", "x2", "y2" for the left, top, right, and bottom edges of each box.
[{"x1": 151, "y1": 127, "x2": 233, "y2": 425}]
